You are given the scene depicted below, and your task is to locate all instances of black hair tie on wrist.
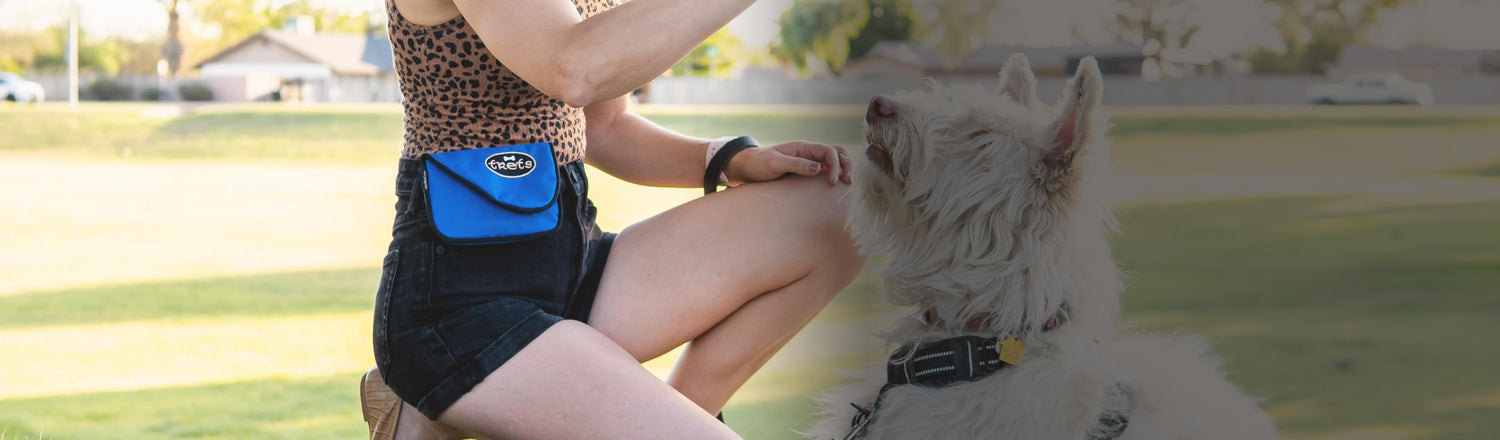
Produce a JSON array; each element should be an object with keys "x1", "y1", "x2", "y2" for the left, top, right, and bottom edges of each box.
[{"x1": 704, "y1": 136, "x2": 758, "y2": 195}]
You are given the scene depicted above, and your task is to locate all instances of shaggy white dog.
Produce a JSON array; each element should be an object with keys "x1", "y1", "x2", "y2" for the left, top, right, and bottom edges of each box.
[{"x1": 805, "y1": 55, "x2": 1277, "y2": 440}]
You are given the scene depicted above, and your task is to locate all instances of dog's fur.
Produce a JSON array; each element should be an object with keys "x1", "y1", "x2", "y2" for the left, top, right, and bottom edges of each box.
[{"x1": 805, "y1": 55, "x2": 1276, "y2": 440}]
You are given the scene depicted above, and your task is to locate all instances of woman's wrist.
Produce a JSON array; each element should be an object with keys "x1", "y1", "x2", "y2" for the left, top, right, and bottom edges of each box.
[
  {"x1": 705, "y1": 136, "x2": 737, "y2": 185},
  {"x1": 703, "y1": 136, "x2": 757, "y2": 194}
]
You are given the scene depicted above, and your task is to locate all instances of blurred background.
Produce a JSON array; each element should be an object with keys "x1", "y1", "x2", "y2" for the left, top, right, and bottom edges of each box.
[{"x1": 1, "y1": 0, "x2": 1497, "y2": 438}]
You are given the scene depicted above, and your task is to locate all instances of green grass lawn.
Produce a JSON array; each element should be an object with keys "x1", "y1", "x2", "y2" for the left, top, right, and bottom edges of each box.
[{"x1": 1, "y1": 103, "x2": 1498, "y2": 439}]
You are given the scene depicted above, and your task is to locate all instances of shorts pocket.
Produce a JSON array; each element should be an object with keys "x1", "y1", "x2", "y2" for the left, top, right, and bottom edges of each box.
[{"x1": 372, "y1": 249, "x2": 401, "y2": 371}]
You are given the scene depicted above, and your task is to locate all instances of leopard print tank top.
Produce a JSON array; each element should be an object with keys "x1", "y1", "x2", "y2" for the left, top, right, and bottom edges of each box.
[{"x1": 386, "y1": 0, "x2": 617, "y2": 164}]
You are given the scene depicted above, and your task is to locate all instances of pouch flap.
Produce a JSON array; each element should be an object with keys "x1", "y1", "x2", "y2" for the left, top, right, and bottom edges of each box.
[{"x1": 423, "y1": 143, "x2": 558, "y2": 213}]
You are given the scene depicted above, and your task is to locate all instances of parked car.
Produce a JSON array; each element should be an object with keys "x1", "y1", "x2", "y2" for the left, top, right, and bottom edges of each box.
[
  {"x1": 0, "y1": 72, "x2": 46, "y2": 103},
  {"x1": 1307, "y1": 73, "x2": 1434, "y2": 105}
]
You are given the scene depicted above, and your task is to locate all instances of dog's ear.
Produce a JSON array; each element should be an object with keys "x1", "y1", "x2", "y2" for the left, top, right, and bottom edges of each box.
[
  {"x1": 1041, "y1": 57, "x2": 1103, "y2": 169},
  {"x1": 997, "y1": 53, "x2": 1040, "y2": 108}
]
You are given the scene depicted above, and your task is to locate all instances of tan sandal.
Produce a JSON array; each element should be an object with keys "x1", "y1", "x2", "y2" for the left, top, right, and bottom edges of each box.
[{"x1": 360, "y1": 367, "x2": 401, "y2": 440}]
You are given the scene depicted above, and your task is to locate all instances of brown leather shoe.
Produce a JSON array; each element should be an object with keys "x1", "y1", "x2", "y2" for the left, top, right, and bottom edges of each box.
[{"x1": 361, "y1": 367, "x2": 401, "y2": 440}]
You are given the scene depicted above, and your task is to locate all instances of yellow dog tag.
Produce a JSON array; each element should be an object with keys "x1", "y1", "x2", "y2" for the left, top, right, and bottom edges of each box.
[{"x1": 996, "y1": 334, "x2": 1026, "y2": 365}]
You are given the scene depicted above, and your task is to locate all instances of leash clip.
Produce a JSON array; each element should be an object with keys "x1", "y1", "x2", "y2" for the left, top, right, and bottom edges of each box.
[{"x1": 844, "y1": 402, "x2": 876, "y2": 439}]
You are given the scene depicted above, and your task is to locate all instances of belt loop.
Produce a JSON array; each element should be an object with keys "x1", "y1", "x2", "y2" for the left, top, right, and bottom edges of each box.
[
  {"x1": 404, "y1": 165, "x2": 425, "y2": 215},
  {"x1": 566, "y1": 162, "x2": 585, "y2": 197}
]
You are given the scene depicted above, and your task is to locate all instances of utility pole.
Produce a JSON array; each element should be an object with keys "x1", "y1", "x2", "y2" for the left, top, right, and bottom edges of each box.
[{"x1": 67, "y1": 0, "x2": 79, "y2": 109}]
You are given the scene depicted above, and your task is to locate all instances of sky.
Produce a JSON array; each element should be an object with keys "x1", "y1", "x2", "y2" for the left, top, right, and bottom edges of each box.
[{"x1": 2, "y1": 0, "x2": 1497, "y2": 52}]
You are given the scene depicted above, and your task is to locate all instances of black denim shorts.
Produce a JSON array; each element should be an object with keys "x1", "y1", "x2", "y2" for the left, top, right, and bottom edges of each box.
[{"x1": 373, "y1": 157, "x2": 615, "y2": 420}]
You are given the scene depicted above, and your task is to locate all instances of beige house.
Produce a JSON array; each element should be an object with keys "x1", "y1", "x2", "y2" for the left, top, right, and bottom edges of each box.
[{"x1": 196, "y1": 22, "x2": 398, "y2": 103}]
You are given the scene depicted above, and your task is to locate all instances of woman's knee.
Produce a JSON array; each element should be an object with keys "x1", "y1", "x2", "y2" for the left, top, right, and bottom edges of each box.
[
  {"x1": 781, "y1": 177, "x2": 865, "y2": 269},
  {"x1": 761, "y1": 175, "x2": 854, "y2": 238}
]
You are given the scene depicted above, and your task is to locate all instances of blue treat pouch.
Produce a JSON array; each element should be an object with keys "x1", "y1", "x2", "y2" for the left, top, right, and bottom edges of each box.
[{"x1": 421, "y1": 143, "x2": 561, "y2": 244}]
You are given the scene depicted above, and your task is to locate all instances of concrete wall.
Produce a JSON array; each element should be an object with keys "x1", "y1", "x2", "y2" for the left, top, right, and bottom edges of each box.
[{"x1": 644, "y1": 75, "x2": 1500, "y2": 106}]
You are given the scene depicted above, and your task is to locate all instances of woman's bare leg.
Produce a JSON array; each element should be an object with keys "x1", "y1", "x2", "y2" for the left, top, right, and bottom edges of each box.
[
  {"x1": 436, "y1": 321, "x2": 741, "y2": 439},
  {"x1": 589, "y1": 174, "x2": 866, "y2": 412},
  {"x1": 402, "y1": 174, "x2": 861, "y2": 438}
]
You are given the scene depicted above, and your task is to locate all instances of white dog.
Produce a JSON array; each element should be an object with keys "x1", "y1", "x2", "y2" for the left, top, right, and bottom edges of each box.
[{"x1": 805, "y1": 55, "x2": 1277, "y2": 440}]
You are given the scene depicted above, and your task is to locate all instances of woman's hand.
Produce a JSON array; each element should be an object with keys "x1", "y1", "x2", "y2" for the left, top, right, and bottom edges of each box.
[{"x1": 724, "y1": 141, "x2": 854, "y2": 186}]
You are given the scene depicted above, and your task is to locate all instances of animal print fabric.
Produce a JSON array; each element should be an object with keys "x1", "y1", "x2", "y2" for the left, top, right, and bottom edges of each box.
[{"x1": 386, "y1": 0, "x2": 618, "y2": 164}]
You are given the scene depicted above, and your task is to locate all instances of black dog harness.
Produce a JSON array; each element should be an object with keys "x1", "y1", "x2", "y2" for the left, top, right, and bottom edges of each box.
[{"x1": 843, "y1": 308, "x2": 1131, "y2": 440}]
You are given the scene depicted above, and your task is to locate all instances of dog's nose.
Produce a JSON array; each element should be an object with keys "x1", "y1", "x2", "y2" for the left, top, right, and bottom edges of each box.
[{"x1": 867, "y1": 96, "x2": 897, "y2": 122}]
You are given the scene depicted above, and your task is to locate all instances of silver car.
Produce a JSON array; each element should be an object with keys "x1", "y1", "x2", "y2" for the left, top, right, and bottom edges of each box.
[
  {"x1": 0, "y1": 72, "x2": 46, "y2": 103},
  {"x1": 1307, "y1": 73, "x2": 1434, "y2": 105}
]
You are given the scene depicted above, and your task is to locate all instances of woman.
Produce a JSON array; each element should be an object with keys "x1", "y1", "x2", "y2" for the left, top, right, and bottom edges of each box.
[{"x1": 361, "y1": 0, "x2": 867, "y2": 438}]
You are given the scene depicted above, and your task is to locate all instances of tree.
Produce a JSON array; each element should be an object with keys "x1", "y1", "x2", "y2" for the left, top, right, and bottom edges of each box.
[
  {"x1": 188, "y1": 0, "x2": 381, "y2": 65},
  {"x1": 159, "y1": 0, "x2": 184, "y2": 77},
  {"x1": 158, "y1": 0, "x2": 185, "y2": 100},
  {"x1": 1267, "y1": 0, "x2": 1405, "y2": 44},
  {"x1": 1252, "y1": 0, "x2": 1406, "y2": 73},
  {"x1": 924, "y1": 0, "x2": 1002, "y2": 66},
  {"x1": 1114, "y1": 0, "x2": 1201, "y2": 79},
  {"x1": 192, "y1": 0, "x2": 275, "y2": 51},
  {"x1": 14, "y1": 26, "x2": 131, "y2": 76},
  {"x1": 774, "y1": 0, "x2": 867, "y2": 75},
  {"x1": 672, "y1": 27, "x2": 747, "y2": 78},
  {"x1": 267, "y1": 0, "x2": 379, "y2": 36},
  {"x1": 849, "y1": 0, "x2": 919, "y2": 62},
  {"x1": 772, "y1": 0, "x2": 917, "y2": 76}
]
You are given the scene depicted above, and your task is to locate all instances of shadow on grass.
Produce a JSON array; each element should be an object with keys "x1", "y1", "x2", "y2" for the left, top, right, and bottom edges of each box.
[
  {"x1": 139, "y1": 110, "x2": 403, "y2": 163},
  {"x1": 0, "y1": 262, "x2": 890, "y2": 332},
  {"x1": 0, "y1": 268, "x2": 379, "y2": 330},
  {"x1": 1450, "y1": 161, "x2": 1500, "y2": 178},
  {"x1": 0, "y1": 374, "x2": 363, "y2": 440},
  {"x1": 1112, "y1": 196, "x2": 1500, "y2": 439}
]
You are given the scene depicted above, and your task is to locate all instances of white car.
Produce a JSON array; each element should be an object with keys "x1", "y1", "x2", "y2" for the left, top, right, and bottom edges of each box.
[
  {"x1": 0, "y1": 72, "x2": 46, "y2": 103},
  {"x1": 1307, "y1": 73, "x2": 1434, "y2": 105}
]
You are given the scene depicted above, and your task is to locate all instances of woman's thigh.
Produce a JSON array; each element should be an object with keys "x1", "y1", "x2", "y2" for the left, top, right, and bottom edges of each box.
[
  {"x1": 587, "y1": 174, "x2": 856, "y2": 361},
  {"x1": 438, "y1": 320, "x2": 738, "y2": 439}
]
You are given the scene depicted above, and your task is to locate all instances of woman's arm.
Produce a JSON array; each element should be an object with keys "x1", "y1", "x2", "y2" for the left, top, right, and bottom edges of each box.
[
  {"x1": 584, "y1": 97, "x2": 852, "y2": 188},
  {"x1": 450, "y1": 0, "x2": 755, "y2": 108},
  {"x1": 581, "y1": 97, "x2": 704, "y2": 188}
]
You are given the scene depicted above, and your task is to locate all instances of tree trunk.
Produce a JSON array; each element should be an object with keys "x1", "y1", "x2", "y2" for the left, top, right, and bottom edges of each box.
[{"x1": 162, "y1": 0, "x2": 183, "y2": 101}]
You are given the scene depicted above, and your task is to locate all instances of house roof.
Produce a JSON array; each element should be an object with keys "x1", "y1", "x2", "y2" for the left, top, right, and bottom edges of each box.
[{"x1": 197, "y1": 30, "x2": 394, "y2": 75}]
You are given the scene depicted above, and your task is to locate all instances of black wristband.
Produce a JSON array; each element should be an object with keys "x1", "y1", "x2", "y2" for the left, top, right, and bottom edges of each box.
[{"x1": 704, "y1": 136, "x2": 758, "y2": 195}]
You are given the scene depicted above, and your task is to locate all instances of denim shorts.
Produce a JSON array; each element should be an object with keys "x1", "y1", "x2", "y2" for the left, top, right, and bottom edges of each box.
[{"x1": 372, "y1": 157, "x2": 615, "y2": 420}]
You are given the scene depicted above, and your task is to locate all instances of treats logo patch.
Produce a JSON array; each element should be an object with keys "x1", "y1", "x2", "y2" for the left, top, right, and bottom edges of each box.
[{"x1": 485, "y1": 152, "x2": 536, "y2": 178}]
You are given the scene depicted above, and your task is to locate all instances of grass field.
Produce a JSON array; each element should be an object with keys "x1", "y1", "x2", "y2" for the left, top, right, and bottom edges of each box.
[{"x1": 1, "y1": 102, "x2": 1499, "y2": 439}]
